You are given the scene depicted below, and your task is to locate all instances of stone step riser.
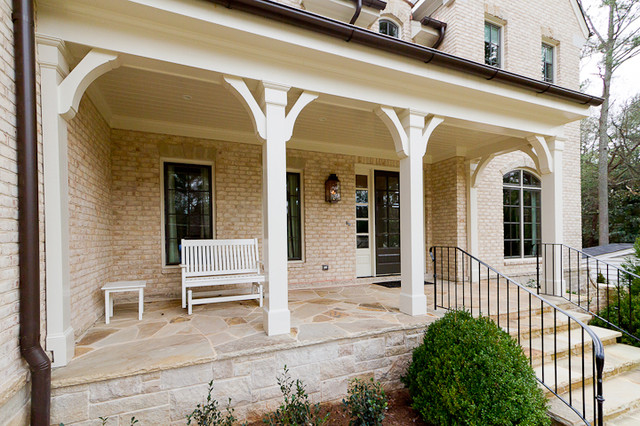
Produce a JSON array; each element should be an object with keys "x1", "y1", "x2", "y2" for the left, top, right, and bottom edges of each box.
[
  {"x1": 527, "y1": 333, "x2": 619, "y2": 368},
  {"x1": 543, "y1": 358, "x2": 640, "y2": 398}
]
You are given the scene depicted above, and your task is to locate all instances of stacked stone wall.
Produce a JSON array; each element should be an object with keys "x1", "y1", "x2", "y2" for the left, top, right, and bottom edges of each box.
[{"x1": 50, "y1": 326, "x2": 425, "y2": 425}]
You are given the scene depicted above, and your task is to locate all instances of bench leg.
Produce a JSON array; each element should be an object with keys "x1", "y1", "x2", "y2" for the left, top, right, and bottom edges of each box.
[
  {"x1": 110, "y1": 295, "x2": 114, "y2": 317},
  {"x1": 105, "y1": 291, "x2": 110, "y2": 325},
  {"x1": 259, "y1": 283, "x2": 263, "y2": 308},
  {"x1": 182, "y1": 284, "x2": 186, "y2": 309},
  {"x1": 138, "y1": 288, "x2": 144, "y2": 320},
  {"x1": 188, "y1": 290, "x2": 193, "y2": 315}
]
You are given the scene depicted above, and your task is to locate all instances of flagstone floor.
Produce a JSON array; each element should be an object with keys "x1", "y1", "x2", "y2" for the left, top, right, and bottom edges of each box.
[{"x1": 53, "y1": 284, "x2": 443, "y2": 387}]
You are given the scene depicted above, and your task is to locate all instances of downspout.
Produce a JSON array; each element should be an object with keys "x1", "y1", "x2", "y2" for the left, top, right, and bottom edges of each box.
[
  {"x1": 420, "y1": 16, "x2": 447, "y2": 49},
  {"x1": 349, "y1": 0, "x2": 362, "y2": 25},
  {"x1": 13, "y1": 0, "x2": 52, "y2": 424}
]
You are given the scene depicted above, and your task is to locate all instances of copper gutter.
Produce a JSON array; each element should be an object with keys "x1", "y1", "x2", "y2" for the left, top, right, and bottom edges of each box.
[
  {"x1": 213, "y1": 0, "x2": 603, "y2": 106},
  {"x1": 13, "y1": 0, "x2": 52, "y2": 424},
  {"x1": 420, "y1": 16, "x2": 447, "y2": 49}
]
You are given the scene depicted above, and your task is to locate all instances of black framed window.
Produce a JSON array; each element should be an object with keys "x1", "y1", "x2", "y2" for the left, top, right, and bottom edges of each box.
[
  {"x1": 542, "y1": 43, "x2": 554, "y2": 83},
  {"x1": 503, "y1": 170, "x2": 541, "y2": 258},
  {"x1": 164, "y1": 163, "x2": 213, "y2": 265},
  {"x1": 379, "y1": 20, "x2": 400, "y2": 38},
  {"x1": 287, "y1": 172, "x2": 302, "y2": 261},
  {"x1": 484, "y1": 22, "x2": 501, "y2": 67}
]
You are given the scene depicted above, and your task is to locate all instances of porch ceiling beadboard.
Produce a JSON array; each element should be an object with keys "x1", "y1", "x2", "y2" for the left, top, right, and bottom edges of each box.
[{"x1": 90, "y1": 64, "x2": 519, "y2": 163}]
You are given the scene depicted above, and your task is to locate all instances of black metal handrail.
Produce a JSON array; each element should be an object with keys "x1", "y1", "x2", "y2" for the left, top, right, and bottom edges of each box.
[
  {"x1": 430, "y1": 246, "x2": 605, "y2": 426},
  {"x1": 536, "y1": 243, "x2": 640, "y2": 346}
]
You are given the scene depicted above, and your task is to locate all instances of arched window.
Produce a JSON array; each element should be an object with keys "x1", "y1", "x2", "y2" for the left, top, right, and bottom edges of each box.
[
  {"x1": 379, "y1": 19, "x2": 400, "y2": 38},
  {"x1": 503, "y1": 170, "x2": 541, "y2": 258}
]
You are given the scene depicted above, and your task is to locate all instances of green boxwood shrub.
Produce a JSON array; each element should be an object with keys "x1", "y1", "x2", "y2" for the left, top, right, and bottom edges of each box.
[{"x1": 402, "y1": 310, "x2": 550, "y2": 426}]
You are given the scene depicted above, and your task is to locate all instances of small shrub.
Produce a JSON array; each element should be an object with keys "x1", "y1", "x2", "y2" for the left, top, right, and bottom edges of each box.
[
  {"x1": 342, "y1": 378, "x2": 387, "y2": 426},
  {"x1": 187, "y1": 380, "x2": 240, "y2": 426},
  {"x1": 597, "y1": 272, "x2": 607, "y2": 284},
  {"x1": 263, "y1": 366, "x2": 329, "y2": 425},
  {"x1": 402, "y1": 310, "x2": 550, "y2": 426}
]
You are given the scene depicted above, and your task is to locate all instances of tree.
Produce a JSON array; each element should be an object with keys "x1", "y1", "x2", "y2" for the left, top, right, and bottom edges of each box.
[
  {"x1": 582, "y1": 95, "x2": 640, "y2": 246},
  {"x1": 584, "y1": 0, "x2": 640, "y2": 245}
]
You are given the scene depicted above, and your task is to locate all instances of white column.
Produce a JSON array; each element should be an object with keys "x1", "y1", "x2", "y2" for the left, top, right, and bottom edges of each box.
[
  {"x1": 398, "y1": 112, "x2": 442, "y2": 316},
  {"x1": 541, "y1": 138, "x2": 564, "y2": 296},
  {"x1": 260, "y1": 82, "x2": 292, "y2": 335},
  {"x1": 224, "y1": 77, "x2": 316, "y2": 336},
  {"x1": 467, "y1": 162, "x2": 480, "y2": 283},
  {"x1": 38, "y1": 39, "x2": 75, "y2": 366}
]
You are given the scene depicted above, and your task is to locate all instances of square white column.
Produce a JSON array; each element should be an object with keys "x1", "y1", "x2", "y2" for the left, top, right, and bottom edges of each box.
[
  {"x1": 398, "y1": 112, "x2": 429, "y2": 316},
  {"x1": 541, "y1": 139, "x2": 565, "y2": 296},
  {"x1": 38, "y1": 39, "x2": 75, "y2": 366},
  {"x1": 260, "y1": 83, "x2": 291, "y2": 336}
]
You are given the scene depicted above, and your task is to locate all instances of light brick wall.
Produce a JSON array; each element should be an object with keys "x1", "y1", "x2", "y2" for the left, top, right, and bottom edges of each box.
[
  {"x1": 0, "y1": 0, "x2": 50, "y2": 419},
  {"x1": 67, "y1": 97, "x2": 112, "y2": 338},
  {"x1": 108, "y1": 130, "x2": 371, "y2": 298}
]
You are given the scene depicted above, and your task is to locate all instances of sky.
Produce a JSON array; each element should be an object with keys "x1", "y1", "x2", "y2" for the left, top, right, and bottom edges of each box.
[{"x1": 580, "y1": 0, "x2": 640, "y2": 109}]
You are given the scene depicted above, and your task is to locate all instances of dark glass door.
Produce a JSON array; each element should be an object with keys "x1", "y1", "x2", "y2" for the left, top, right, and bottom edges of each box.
[{"x1": 374, "y1": 171, "x2": 400, "y2": 275}]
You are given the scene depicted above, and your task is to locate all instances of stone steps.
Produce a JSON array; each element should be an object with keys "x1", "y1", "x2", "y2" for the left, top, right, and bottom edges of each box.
[
  {"x1": 537, "y1": 307, "x2": 640, "y2": 426},
  {"x1": 547, "y1": 368, "x2": 640, "y2": 425},
  {"x1": 521, "y1": 325, "x2": 621, "y2": 368},
  {"x1": 535, "y1": 343, "x2": 640, "y2": 396}
]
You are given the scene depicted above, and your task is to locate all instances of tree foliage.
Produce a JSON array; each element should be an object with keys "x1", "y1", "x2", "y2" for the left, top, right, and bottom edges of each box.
[
  {"x1": 582, "y1": 0, "x2": 640, "y2": 244},
  {"x1": 582, "y1": 94, "x2": 640, "y2": 247}
]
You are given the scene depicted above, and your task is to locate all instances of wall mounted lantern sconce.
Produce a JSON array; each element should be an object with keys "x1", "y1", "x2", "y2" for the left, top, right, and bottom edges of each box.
[{"x1": 325, "y1": 174, "x2": 341, "y2": 203}]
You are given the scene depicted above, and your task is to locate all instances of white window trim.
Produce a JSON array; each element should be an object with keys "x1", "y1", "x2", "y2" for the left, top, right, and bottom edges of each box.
[
  {"x1": 286, "y1": 168, "x2": 305, "y2": 264},
  {"x1": 160, "y1": 157, "x2": 216, "y2": 270},
  {"x1": 484, "y1": 15, "x2": 505, "y2": 69},
  {"x1": 503, "y1": 169, "x2": 541, "y2": 260}
]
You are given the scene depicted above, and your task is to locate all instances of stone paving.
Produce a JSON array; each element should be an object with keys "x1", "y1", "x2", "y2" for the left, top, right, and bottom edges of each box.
[{"x1": 53, "y1": 284, "x2": 441, "y2": 387}]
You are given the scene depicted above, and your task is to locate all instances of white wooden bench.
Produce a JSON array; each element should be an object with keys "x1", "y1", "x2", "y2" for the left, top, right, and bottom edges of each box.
[{"x1": 181, "y1": 238, "x2": 264, "y2": 314}]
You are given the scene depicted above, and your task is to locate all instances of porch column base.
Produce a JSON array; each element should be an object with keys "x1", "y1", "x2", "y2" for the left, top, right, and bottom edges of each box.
[
  {"x1": 543, "y1": 279, "x2": 566, "y2": 297},
  {"x1": 46, "y1": 326, "x2": 74, "y2": 367},
  {"x1": 263, "y1": 308, "x2": 291, "y2": 336},
  {"x1": 399, "y1": 292, "x2": 427, "y2": 316}
]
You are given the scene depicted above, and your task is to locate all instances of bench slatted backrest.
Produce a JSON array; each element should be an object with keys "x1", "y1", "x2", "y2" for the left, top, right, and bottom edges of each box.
[{"x1": 181, "y1": 239, "x2": 260, "y2": 277}]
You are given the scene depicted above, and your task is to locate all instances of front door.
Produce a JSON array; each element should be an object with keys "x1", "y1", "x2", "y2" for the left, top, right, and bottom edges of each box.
[{"x1": 374, "y1": 171, "x2": 400, "y2": 275}]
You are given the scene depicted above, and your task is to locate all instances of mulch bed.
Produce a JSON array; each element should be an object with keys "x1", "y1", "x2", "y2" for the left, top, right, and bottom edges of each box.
[{"x1": 247, "y1": 389, "x2": 428, "y2": 425}]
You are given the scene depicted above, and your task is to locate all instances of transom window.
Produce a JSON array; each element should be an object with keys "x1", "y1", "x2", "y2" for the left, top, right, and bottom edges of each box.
[
  {"x1": 164, "y1": 163, "x2": 213, "y2": 265},
  {"x1": 484, "y1": 22, "x2": 501, "y2": 67},
  {"x1": 379, "y1": 19, "x2": 400, "y2": 38},
  {"x1": 503, "y1": 170, "x2": 541, "y2": 259},
  {"x1": 286, "y1": 172, "x2": 302, "y2": 261},
  {"x1": 542, "y1": 43, "x2": 554, "y2": 83}
]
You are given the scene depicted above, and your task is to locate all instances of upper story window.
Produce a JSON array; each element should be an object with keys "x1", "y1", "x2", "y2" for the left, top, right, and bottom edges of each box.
[
  {"x1": 379, "y1": 19, "x2": 400, "y2": 38},
  {"x1": 484, "y1": 22, "x2": 501, "y2": 67},
  {"x1": 541, "y1": 43, "x2": 554, "y2": 83},
  {"x1": 503, "y1": 170, "x2": 541, "y2": 259}
]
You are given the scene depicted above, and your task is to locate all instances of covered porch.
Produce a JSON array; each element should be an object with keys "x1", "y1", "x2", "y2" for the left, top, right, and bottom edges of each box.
[{"x1": 36, "y1": 0, "x2": 589, "y2": 372}]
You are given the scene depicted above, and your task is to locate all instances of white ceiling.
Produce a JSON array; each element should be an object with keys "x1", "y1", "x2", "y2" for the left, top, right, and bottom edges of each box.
[{"x1": 88, "y1": 60, "x2": 521, "y2": 162}]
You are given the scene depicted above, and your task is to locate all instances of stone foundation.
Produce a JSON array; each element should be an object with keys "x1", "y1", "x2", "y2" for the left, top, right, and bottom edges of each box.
[{"x1": 51, "y1": 326, "x2": 426, "y2": 425}]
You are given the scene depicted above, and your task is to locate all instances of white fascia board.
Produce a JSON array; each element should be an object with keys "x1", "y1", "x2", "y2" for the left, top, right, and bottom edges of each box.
[
  {"x1": 411, "y1": 0, "x2": 444, "y2": 21},
  {"x1": 37, "y1": 0, "x2": 590, "y2": 136},
  {"x1": 571, "y1": 0, "x2": 591, "y2": 40},
  {"x1": 303, "y1": 0, "x2": 380, "y2": 28}
]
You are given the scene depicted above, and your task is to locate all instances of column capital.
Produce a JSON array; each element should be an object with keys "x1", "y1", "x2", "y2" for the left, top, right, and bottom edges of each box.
[
  {"x1": 258, "y1": 81, "x2": 290, "y2": 108},
  {"x1": 36, "y1": 36, "x2": 70, "y2": 77}
]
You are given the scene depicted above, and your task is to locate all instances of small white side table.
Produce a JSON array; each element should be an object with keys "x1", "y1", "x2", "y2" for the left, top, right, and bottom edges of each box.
[{"x1": 101, "y1": 280, "x2": 146, "y2": 324}]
